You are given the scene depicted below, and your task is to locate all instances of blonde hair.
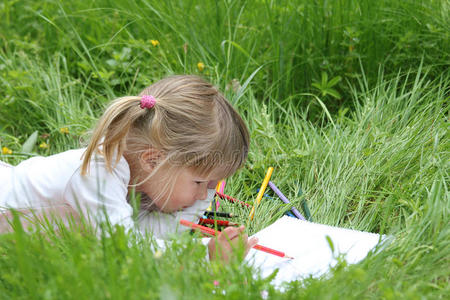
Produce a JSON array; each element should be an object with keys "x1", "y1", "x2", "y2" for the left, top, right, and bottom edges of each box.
[{"x1": 81, "y1": 75, "x2": 249, "y2": 209}]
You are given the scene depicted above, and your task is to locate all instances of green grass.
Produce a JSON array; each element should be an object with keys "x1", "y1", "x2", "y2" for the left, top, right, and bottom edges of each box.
[
  {"x1": 1, "y1": 0, "x2": 449, "y2": 298},
  {"x1": 1, "y1": 0, "x2": 448, "y2": 113}
]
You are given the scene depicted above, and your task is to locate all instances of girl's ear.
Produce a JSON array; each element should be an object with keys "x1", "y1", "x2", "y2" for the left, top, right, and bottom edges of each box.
[{"x1": 139, "y1": 148, "x2": 164, "y2": 172}]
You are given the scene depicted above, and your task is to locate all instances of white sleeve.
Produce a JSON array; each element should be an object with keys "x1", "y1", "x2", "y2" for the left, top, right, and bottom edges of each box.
[
  {"x1": 64, "y1": 155, "x2": 134, "y2": 232},
  {"x1": 136, "y1": 188, "x2": 216, "y2": 239}
]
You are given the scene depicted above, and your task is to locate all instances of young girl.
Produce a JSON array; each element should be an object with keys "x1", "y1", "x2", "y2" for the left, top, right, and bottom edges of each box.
[{"x1": 0, "y1": 75, "x2": 258, "y2": 262}]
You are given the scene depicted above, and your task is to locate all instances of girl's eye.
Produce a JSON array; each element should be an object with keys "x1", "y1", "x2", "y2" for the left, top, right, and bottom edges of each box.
[{"x1": 195, "y1": 181, "x2": 203, "y2": 185}]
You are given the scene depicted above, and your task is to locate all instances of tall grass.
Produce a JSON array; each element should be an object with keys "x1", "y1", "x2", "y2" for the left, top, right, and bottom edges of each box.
[
  {"x1": 0, "y1": 0, "x2": 449, "y2": 298},
  {"x1": 2, "y1": 61, "x2": 448, "y2": 297},
  {"x1": 1, "y1": 0, "x2": 448, "y2": 113}
]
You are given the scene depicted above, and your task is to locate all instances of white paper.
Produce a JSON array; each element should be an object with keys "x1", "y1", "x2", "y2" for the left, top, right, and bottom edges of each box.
[{"x1": 246, "y1": 216, "x2": 386, "y2": 288}]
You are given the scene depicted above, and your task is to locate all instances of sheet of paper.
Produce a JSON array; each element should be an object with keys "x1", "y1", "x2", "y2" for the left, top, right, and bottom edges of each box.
[{"x1": 246, "y1": 216, "x2": 385, "y2": 288}]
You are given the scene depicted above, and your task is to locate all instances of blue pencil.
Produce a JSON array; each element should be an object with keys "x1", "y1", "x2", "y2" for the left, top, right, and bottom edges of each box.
[
  {"x1": 268, "y1": 181, "x2": 306, "y2": 220},
  {"x1": 286, "y1": 211, "x2": 296, "y2": 218}
]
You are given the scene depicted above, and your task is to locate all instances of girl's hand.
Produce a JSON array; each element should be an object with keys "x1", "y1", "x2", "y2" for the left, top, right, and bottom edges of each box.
[{"x1": 208, "y1": 225, "x2": 259, "y2": 263}]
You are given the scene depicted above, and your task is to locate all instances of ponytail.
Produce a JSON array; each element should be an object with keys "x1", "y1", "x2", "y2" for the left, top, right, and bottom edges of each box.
[{"x1": 81, "y1": 96, "x2": 147, "y2": 175}]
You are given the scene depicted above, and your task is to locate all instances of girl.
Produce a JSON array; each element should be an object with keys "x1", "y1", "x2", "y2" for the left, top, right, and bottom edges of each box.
[{"x1": 0, "y1": 75, "x2": 258, "y2": 262}]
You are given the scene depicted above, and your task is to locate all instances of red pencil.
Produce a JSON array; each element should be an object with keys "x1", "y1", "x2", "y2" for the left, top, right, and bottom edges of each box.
[
  {"x1": 180, "y1": 219, "x2": 293, "y2": 259},
  {"x1": 215, "y1": 191, "x2": 251, "y2": 208},
  {"x1": 199, "y1": 218, "x2": 238, "y2": 227}
]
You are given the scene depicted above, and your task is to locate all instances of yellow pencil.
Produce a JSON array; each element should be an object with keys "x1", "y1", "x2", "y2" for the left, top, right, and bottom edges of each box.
[
  {"x1": 216, "y1": 181, "x2": 223, "y2": 192},
  {"x1": 248, "y1": 167, "x2": 274, "y2": 220}
]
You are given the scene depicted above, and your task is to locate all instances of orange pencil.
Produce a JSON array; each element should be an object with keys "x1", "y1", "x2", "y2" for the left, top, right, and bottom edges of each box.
[{"x1": 180, "y1": 219, "x2": 293, "y2": 259}]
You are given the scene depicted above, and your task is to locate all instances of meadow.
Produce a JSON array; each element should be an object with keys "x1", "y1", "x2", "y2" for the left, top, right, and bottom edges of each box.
[{"x1": 0, "y1": 0, "x2": 449, "y2": 298}]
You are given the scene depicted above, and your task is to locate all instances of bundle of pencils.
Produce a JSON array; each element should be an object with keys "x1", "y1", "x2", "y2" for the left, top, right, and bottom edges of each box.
[
  {"x1": 181, "y1": 219, "x2": 293, "y2": 259},
  {"x1": 208, "y1": 167, "x2": 312, "y2": 225}
]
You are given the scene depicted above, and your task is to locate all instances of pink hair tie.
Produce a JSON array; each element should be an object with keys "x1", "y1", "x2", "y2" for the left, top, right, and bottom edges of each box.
[{"x1": 140, "y1": 95, "x2": 156, "y2": 109}]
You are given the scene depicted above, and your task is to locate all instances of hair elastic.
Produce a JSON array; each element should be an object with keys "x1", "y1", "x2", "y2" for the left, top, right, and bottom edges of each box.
[{"x1": 140, "y1": 94, "x2": 156, "y2": 109}]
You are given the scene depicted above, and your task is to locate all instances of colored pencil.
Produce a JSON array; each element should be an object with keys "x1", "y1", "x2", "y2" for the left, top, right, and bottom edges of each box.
[
  {"x1": 204, "y1": 211, "x2": 234, "y2": 218},
  {"x1": 286, "y1": 211, "x2": 296, "y2": 218},
  {"x1": 215, "y1": 191, "x2": 251, "y2": 208},
  {"x1": 207, "y1": 182, "x2": 223, "y2": 212},
  {"x1": 199, "y1": 218, "x2": 238, "y2": 227},
  {"x1": 180, "y1": 219, "x2": 293, "y2": 259},
  {"x1": 206, "y1": 201, "x2": 213, "y2": 212},
  {"x1": 297, "y1": 183, "x2": 313, "y2": 221},
  {"x1": 215, "y1": 180, "x2": 225, "y2": 210},
  {"x1": 219, "y1": 180, "x2": 226, "y2": 194},
  {"x1": 268, "y1": 181, "x2": 306, "y2": 220},
  {"x1": 301, "y1": 198, "x2": 312, "y2": 222},
  {"x1": 248, "y1": 167, "x2": 274, "y2": 220}
]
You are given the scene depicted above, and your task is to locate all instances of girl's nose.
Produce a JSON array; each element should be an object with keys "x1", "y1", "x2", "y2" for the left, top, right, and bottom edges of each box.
[{"x1": 207, "y1": 180, "x2": 218, "y2": 189}]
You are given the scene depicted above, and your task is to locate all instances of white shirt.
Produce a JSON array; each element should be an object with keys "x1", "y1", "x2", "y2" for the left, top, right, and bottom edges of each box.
[{"x1": 0, "y1": 149, "x2": 214, "y2": 237}]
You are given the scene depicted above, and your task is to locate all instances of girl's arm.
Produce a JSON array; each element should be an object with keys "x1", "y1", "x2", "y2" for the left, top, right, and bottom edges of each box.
[{"x1": 64, "y1": 155, "x2": 135, "y2": 234}]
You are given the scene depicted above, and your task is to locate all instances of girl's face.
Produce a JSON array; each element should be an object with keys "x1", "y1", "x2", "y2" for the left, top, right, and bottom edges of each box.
[{"x1": 138, "y1": 165, "x2": 220, "y2": 213}]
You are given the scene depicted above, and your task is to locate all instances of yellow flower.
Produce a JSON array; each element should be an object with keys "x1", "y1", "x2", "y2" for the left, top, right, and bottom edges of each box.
[
  {"x1": 39, "y1": 142, "x2": 49, "y2": 149},
  {"x1": 2, "y1": 147, "x2": 12, "y2": 155},
  {"x1": 153, "y1": 250, "x2": 163, "y2": 259},
  {"x1": 197, "y1": 62, "x2": 205, "y2": 72},
  {"x1": 150, "y1": 40, "x2": 160, "y2": 47},
  {"x1": 60, "y1": 127, "x2": 69, "y2": 134}
]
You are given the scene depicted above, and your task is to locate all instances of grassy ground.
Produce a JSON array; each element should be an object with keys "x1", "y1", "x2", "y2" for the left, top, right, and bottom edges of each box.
[{"x1": 1, "y1": 0, "x2": 449, "y2": 298}]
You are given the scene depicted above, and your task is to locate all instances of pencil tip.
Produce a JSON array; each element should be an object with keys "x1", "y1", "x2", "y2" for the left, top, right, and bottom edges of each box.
[{"x1": 285, "y1": 255, "x2": 295, "y2": 259}]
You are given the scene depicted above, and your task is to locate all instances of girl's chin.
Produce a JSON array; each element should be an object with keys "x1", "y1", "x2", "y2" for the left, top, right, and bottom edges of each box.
[
  {"x1": 158, "y1": 206, "x2": 179, "y2": 213},
  {"x1": 154, "y1": 203, "x2": 186, "y2": 213}
]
